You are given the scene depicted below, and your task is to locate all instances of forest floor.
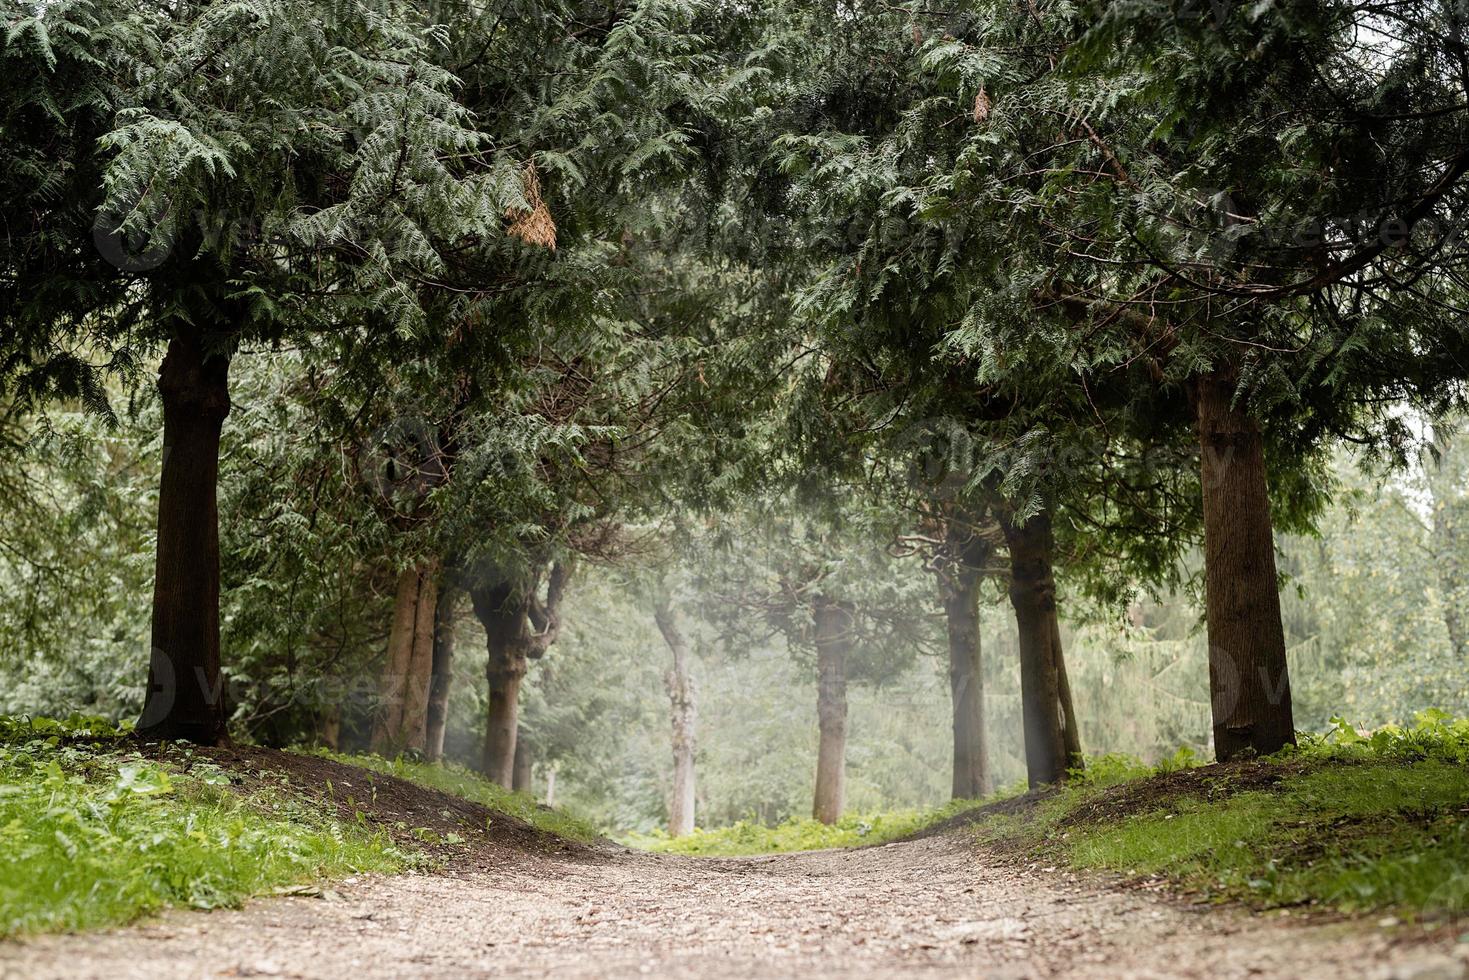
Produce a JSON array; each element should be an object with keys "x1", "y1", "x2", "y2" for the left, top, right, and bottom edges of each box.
[{"x1": 4, "y1": 743, "x2": 1469, "y2": 979}]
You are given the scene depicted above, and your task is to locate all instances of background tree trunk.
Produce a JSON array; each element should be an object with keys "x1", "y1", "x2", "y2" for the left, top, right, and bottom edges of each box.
[
  {"x1": 138, "y1": 329, "x2": 232, "y2": 745},
  {"x1": 1002, "y1": 511, "x2": 1068, "y2": 787},
  {"x1": 812, "y1": 595, "x2": 851, "y2": 825},
  {"x1": 425, "y1": 585, "x2": 459, "y2": 762},
  {"x1": 937, "y1": 531, "x2": 991, "y2": 800},
  {"x1": 1195, "y1": 369, "x2": 1296, "y2": 760},
  {"x1": 317, "y1": 706, "x2": 341, "y2": 751},
  {"x1": 1427, "y1": 425, "x2": 1469, "y2": 661},
  {"x1": 654, "y1": 595, "x2": 698, "y2": 837},
  {"x1": 512, "y1": 733, "x2": 532, "y2": 793}
]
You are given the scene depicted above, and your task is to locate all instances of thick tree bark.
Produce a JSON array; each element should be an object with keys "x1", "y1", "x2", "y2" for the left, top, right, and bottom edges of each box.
[
  {"x1": 512, "y1": 732, "x2": 532, "y2": 793},
  {"x1": 425, "y1": 586, "x2": 459, "y2": 762},
  {"x1": 812, "y1": 595, "x2": 851, "y2": 825},
  {"x1": 1195, "y1": 369, "x2": 1296, "y2": 760},
  {"x1": 654, "y1": 596, "x2": 698, "y2": 837},
  {"x1": 370, "y1": 563, "x2": 438, "y2": 755},
  {"x1": 1002, "y1": 511, "x2": 1069, "y2": 788},
  {"x1": 480, "y1": 616, "x2": 525, "y2": 788},
  {"x1": 482, "y1": 669, "x2": 523, "y2": 786},
  {"x1": 937, "y1": 524, "x2": 991, "y2": 800},
  {"x1": 371, "y1": 568, "x2": 419, "y2": 750},
  {"x1": 471, "y1": 581, "x2": 529, "y2": 785},
  {"x1": 400, "y1": 567, "x2": 438, "y2": 749},
  {"x1": 138, "y1": 330, "x2": 232, "y2": 745}
]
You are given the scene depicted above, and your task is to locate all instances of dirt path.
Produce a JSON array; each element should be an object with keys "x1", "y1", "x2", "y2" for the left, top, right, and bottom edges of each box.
[{"x1": 5, "y1": 833, "x2": 1466, "y2": 980}]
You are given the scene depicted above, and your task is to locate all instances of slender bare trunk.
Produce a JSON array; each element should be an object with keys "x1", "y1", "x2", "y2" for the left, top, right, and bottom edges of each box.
[
  {"x1": 1428, "y1": 426, "x2": 1469, "y2": 661},
  {"x1": 425, "y1": 586, "x2": 459, "y2": 762},
  {"x1": 812, "y1": 595, "x2": 851, "y2": 825},
  {"x1": 545, "y1": 766, "x2": 558, "y2": 807},
  {"x1": 1195, "y1": 369, "x2": 1295, "y2": 760},
  {"x1": 138, "y1": 330, "x2": 232, "y2": 745},
  {"x1": 512, "y1": 732, "x2": 532, "y2": 793},
  {"x1": 1002, "y1": 511, "x2": 1068, "y2": 788},
  {"x1": 654, "y1": 596, "x2": 698, "y2": 837},
  {"x1": 937, "y1": 538, "x2": 990, "y2": 799},
  {"x1": 1052, "y1": 617, "x2": 1083, "y2": 770},
  {"x1": 317, "y1": 706, "x2": 341, "y2": 751}
]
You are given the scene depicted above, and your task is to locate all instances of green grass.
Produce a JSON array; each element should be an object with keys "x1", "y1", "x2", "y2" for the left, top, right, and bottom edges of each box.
[
  {"x1": 0, "y1": 716, "x2": 408, "y2": 938},
  {"x1": 624, "y1": 798, "x2": 997, "y2": 856},
  {"x1": 303, "y1": 749, "x2": 602, "y2": 843},
  {"x1": 987, "y1": 711, "x2": 1469, "y2": 919}
]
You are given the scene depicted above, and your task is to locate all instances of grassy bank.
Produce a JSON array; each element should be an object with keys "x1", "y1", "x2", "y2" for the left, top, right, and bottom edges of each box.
[
  {"x1": 986, "y1": 712, "x2": 1469, "y2": 920},
  {"x1": 624, "y1": 798, "x2": 995, "y2": 856},
  {"x1": 0, "y1": 717, "x2": 406, "y2": 937},
  {"x1": 303, "y1": 749, "x2": 601, "y2": 843}
]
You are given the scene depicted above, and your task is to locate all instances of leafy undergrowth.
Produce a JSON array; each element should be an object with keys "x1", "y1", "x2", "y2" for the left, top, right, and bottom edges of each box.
[
  {"x1": 981, "y1": 711, "x2": 1469, "y2": 921},
  {"x1": 625, "y1": 798, "x2": 995, "y2": 856},
  {"x1": 303, "y1": 749, "x2": 601, "y2": 844},
  {"x1": 0, "y1": 716, "x2": 407, "y2": 938}
]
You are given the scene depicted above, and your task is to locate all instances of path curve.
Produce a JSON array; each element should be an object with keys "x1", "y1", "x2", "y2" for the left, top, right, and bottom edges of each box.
[{"x1": 5, "y1": 833, "x2": 1466, "y2": 979}]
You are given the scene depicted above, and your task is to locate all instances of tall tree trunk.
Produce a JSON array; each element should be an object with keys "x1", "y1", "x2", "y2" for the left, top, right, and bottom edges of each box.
[
  {"x1": 425, "y1": 586, "x2": 459, "y2": 762},
  {"x1": 469, "y1": 565, "x2": 569, "y2": 787},
  {"x1": 482, "y1": 664, "x2": 523, "y2": 786},
  {"x1": 812, "y1": 595, "x2": 851, "y2": 825},
  {"x1": 937, "y1": 537, "x2": 991, "y2": 800},
  {"x1": 370, "y1": 563, "x2": 438, "y2": 754},
  {"x1": 138, "y1": 330, "x2": 232, "y2": 745},
  {"x1": 545, "y1": 766, "x2": 558, "y2": 807},
  {"x1": 371, "y1": 568, "x2": 419, "y2": 750},
  {"x1": 512, "y1": 733, "x2": 532, "y2": 793},
  {"x1": 654, "y1": 596, "x2": 698, "y2": 837},
  {"x1": 400, "y1": 567, "x2": 438, "y2": 750},
  {"x1": 472, "y1": 582, "x2": 528, "y2": 787},
  {"x1": 1002, "y1": 511, "x2": 1068, "y2": 788},
  {"x1": 1195, "y1": 369, "x2": 1296, "y2": 760},
  {"x1": 1052, "y1": 617, "x2": 1084, "y2": 770}
]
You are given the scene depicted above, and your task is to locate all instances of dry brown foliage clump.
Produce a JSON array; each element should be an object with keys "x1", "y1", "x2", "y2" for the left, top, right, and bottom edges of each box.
[{"x1": 507, "y1": 163, "x2": 557, "y2": 250}]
